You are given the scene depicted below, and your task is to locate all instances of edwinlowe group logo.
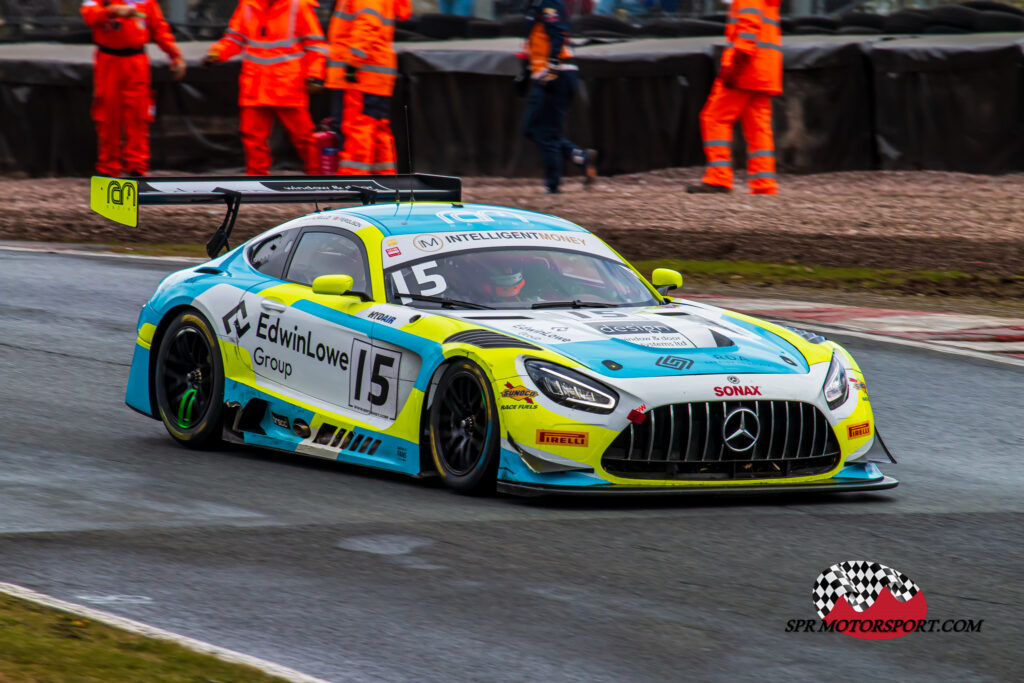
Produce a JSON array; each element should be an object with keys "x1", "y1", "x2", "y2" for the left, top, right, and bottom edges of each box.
[{"x1": 812, "y1": 561, "x2": 927, "y2": 640}]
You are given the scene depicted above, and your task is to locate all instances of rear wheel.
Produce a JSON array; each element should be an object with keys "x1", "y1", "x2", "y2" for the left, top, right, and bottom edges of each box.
[
  {"x1": 154, "y1": 310, "x2": 224, "y2": 448},
  {"x1": 428, "y1": 359, "x2": 500, "y2": 493}
]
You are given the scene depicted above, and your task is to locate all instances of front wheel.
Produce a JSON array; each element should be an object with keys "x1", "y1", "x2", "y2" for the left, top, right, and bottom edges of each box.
[
  {"x1": 428, "y1": 359, "x2": 500, "y2": 493},
  {"x1": 154, "y1": 309, "x2": 224, "y2": 448}
]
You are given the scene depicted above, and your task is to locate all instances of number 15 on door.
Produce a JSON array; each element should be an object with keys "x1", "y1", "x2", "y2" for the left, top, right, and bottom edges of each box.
[{"x1": 349, "y1": 339, "x2": 401, "y2": 420}]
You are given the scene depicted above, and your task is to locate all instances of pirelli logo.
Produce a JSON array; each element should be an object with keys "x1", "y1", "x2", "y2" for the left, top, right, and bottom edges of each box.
[
  {"x1": 847, "y1": 421, "x2": 871, "y2": 439},
  {"x1": 536, "y1": 429, "x2": 588, "y2": 447}
]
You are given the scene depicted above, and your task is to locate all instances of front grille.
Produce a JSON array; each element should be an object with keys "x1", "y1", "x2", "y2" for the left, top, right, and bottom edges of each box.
[{"x1": 601, "y1": 400, "x2": 841, "y2": 480}]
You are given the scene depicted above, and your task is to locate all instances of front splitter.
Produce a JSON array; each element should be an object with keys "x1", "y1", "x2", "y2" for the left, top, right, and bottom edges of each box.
[{"x1": 497, "y1": 475, "x2": 899, "y2": 497}]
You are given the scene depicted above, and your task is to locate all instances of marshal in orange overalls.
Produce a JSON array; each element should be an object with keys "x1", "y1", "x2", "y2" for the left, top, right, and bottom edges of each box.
[
  {"x1": 325, "y1": 0, "x2": 411, "y2": 175},
  {"x1": 695, "y1": 0, "x2": 782, "y2": 195},
  {"x1": 208, "y1": 0, "x2": 327, "y2": 175},
  {"x1": 80, "y1": 0, "x2": 185, "y2": 177}
]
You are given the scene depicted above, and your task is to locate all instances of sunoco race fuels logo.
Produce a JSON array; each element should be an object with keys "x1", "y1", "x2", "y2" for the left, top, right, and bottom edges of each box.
[
  {"x1": 812, "y1": 561, "x2": 927, "y2": 640},
  {"x1": 501, "y1": 383, "x2": 537, "y2": 404}
]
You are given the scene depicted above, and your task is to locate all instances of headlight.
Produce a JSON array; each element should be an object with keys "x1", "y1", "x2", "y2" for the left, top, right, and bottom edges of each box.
[
  {"x1": 525, "y1": 360, "x2": 618, "y2": 414},
  {"x1": 822, "y1": 352, "x2": 849, "y2": 410}
]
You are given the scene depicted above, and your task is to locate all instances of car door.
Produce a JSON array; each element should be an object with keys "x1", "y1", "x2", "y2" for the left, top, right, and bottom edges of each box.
[{"x1": 236, "y1": 227, "x2": 393, "y2": 418}]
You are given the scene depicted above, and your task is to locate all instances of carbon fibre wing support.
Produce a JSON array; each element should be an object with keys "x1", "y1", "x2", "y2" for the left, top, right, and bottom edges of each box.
[
  {"x1": 206, "y1": 190, "x2": 241, "y2": 260},
  {"x1": 89, "y1": 174, "x2": 463, "y2": 257}
]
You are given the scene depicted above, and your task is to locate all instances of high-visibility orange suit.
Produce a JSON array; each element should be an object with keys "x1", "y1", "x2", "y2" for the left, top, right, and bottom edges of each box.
[
  {"x1": 80, "y1": 0, "x2": 185, "y2": 177},
  {"x1": 326, "y1": 0, "x2": 411, "y2": 175},
  {"x1": 696, "y1": 0, "x2": 782, "y2": 194},
  {"x1": 208, "y1": 0, "x2": 327, "y2": 175}
]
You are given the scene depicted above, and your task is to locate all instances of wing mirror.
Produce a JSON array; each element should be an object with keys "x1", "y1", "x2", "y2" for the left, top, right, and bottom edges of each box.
[
  {"x1": 651, "y1": 268, "x2": 683, "y2": 295},
  {"x1": 312, "y1": 274, "x2": 354, "y2": 296}
]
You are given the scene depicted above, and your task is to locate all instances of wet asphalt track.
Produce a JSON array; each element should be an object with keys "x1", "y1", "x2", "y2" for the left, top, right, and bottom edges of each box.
[{"x1": 1, "y1": 250, "x2": 1021, "y2": 682}]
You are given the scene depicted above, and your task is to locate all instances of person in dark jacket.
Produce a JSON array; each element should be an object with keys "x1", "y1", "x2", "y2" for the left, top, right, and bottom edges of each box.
[{"x1": 521, "y1": 0, "x2": 596, "y2": 194}]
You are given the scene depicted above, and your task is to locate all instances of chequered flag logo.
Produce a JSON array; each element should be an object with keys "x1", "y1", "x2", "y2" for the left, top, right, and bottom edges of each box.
[{"x1": 813, "y1": 561, "x2": 920, "y2": 619}]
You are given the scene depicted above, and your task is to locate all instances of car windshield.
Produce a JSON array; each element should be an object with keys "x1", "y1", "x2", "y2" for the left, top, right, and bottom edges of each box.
[{"x1": 384, "y1": 247, "x2": 659, "y2": 310}]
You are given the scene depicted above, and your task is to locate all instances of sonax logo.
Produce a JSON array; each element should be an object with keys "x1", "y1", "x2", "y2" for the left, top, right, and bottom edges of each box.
[{"x1": 714, "y1": 385, "x2": 762, "y2": 397}]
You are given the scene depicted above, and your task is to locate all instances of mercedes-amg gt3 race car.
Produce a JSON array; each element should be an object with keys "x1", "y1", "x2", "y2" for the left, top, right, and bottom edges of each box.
[{"x1": 92, "y1": 174, "x2": 896, "y2": 495}]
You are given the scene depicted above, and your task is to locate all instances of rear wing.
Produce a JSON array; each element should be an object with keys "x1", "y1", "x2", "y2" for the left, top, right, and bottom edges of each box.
[{"x1": 89, "y1": 174, "x2": 462, "y2": 258}]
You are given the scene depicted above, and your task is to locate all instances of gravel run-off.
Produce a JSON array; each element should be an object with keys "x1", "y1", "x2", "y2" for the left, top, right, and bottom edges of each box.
[{"x1": 1, "y1": 168, "x2": 1021, "y2": 280}]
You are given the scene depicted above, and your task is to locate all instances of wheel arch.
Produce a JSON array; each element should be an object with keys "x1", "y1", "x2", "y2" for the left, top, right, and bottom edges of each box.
[
  {"x1": 417, "y1": 351, "x2": 504, "y2": 477},
  {"x1": 422, "y1": 354, "x2": 503, "y2": 493},
  {"x1": 417, "y1": 355, "x2": 463, "y2": 475},
  {"x1": 146, "y1": 303, "x2": 211, "y2": 417}
]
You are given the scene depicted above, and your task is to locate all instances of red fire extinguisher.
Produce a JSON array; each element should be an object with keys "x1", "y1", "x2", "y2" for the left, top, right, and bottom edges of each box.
[{"x1": 313, "y1": 127, "x2": 339, "y2": 175}]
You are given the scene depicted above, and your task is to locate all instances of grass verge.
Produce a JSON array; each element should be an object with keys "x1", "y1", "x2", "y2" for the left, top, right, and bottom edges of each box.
[
  {"x1": 633, "y1": 258, "x2": 972, "y2": 290},
  {"x1": 631, "y1": 259, "x2": 1024, "y2": 301},
  {"x1": 0, "y1": 593, "x2": 288, "y2": 683}
]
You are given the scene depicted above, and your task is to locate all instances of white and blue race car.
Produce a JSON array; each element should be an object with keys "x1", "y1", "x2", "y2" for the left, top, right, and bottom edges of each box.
[{"x1": 92, "y1": 174, "x2": 896, "y2": 495}]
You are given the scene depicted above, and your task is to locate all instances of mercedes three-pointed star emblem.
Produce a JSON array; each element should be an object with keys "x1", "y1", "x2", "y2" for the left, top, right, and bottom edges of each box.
[{"x1": 722, "y1": 407, "x2": 760, "y2": 452}]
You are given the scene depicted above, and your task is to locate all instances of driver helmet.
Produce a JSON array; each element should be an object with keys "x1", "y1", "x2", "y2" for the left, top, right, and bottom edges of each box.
[{"x1": 484, "y1": 258, "x2": 526, "y2": 298}]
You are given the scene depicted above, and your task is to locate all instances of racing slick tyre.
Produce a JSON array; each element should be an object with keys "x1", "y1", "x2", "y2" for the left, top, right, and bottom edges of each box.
[
  {"x1": 428, "y1": 359, "x2": 500, "y2": 494},
  {"x1": 154, "y1": 309, "x2": 224, "y2": 449}
]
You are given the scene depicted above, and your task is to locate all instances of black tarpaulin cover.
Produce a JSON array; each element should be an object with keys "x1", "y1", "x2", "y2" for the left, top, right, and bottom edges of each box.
[
  {"x1": 0, "y1": 35, "x2": 1022, "y2": 176},
  {"x1": 868, "y1": 34, "x2": 1024, "y2": 173}
]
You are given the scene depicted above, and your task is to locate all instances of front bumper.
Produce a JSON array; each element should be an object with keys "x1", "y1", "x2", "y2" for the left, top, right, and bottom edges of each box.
[
  {"x1": 497, "y1": 461, "x2": 897, "y2": 497},
  {"x1": 499, "y1": 472, "x2": 898, "y2": 497}
]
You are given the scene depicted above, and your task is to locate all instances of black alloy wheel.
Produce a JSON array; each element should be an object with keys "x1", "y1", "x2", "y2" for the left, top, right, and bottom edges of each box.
[
  {"x1": 154, "y1": 310, "x2": 225, "y2": 448},
  {"x1": 429, "y1": 359, "x2": 500, "y2": 493}
]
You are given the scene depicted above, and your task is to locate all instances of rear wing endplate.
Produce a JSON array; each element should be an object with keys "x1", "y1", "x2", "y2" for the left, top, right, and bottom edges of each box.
[{"x1": 89, "y1": 174, "x2": 462, "y2": 257}]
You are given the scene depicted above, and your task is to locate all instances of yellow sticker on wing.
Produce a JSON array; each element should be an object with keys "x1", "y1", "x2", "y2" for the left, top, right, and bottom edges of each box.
[{"x1": 90, "y1": 176, "x2": 138, "y2": 227}]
